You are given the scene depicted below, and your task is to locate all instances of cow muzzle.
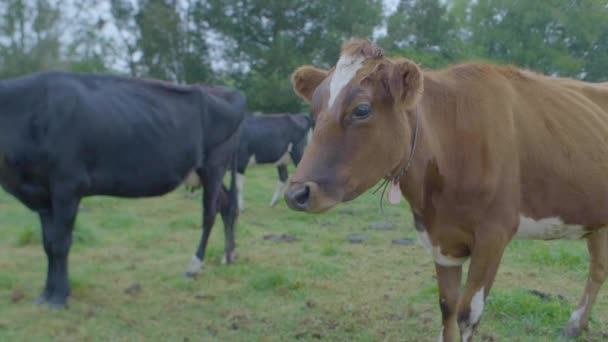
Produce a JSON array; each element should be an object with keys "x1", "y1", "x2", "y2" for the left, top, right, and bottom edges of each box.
[{"x1": 284, "y1": 181, "x2": 339, "y2": 213}]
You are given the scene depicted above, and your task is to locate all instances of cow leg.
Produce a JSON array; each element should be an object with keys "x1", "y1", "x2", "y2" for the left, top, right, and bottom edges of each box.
[
  {"x1": 36, "y1": 194, "x2": 80, "y2": 308},
  {"x1": 564, "y1": 228, "x2": 608, "y2": 337},
  {"x1": 457, "y1": 229, "x2": 509, "y2": 342},
  {"x1": 220, "y1": 185, "x2": 238, "y2": 264},
  {"x1": 236, "y1": 172, "x2": 245, "y2": 212},
  {"x1": 35, "y1": 210, "x2": 54, "y2": 305},
  {"x1": 185, "y1": 167, "x2": 223, "y2": 278},
  {"x1": 436, "y1": 264, "x2": 462, "y2": 342},
  {"x1": 270, "y1": 164, "x2": 288, "y2": 207}
]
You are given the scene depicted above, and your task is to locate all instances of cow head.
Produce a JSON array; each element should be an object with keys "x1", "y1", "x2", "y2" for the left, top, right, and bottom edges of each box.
[{"x1": 284, "y1": 39, "x2": 423, "y2": 213}]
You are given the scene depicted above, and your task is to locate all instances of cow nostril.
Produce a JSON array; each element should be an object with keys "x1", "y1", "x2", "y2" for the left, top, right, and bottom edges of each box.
[
  {"x1": 285, "y1": 185, "x2": 311, "y2": 210},
  {"x1": 293, "y1": 186, "x2": 310, "y2": 207}
]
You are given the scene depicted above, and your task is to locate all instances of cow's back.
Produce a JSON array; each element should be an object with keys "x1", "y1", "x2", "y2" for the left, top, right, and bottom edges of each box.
[
  {"x1": 0, "y1": 72, "x2": 212, "y2": 200},
  {"x1": 240, "y1": 114, "x2": 309, "y2": 164},
  {"x1": 510, "y1": 73, "x2": 608, "y2": 225}
]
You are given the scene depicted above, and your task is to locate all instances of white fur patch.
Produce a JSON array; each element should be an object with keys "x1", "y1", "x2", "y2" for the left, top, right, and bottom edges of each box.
[
  {"x1": 270, "y1": 181, "x2": 287, "y2": 207},
  {"x1": 438, "y1": 326, "x2": 444, "y2": 342},
  {"x1": 461, "y1": 288, "x2": 485, "y2": 341},
  {"x1": 567, "y1": 295, "x2": 589, "y2": 329},
  {"x1": 515, "y1": 215, "x2": 586, "y2": 240},
  {"x1": 328, "y1": 54, "x2": 364, "y2": 108},
  {"x1": 221, "y1": 250, "x2": 236, "y2": 265},
  {"x1": 236, "y1": 173, "x2": 245, "y2": 211},
  {"x1": 274, "y1": 143, "x2": 293, "y2": 166},
  {"x1": 416, "y1": 231, "x2": 468, "y2": 266},
  {"x1": 248, "y1": 155, "x2": 257, "y2": 166},
  {"x1": 306, "y1": 128, "x2": 312, "y2": 144},
  {"x1": 186, "y1": 255, "x2": 203, "y2": 275},
  {"x1": 469, "y1": 288, "x2": 485, "y2": 325}
]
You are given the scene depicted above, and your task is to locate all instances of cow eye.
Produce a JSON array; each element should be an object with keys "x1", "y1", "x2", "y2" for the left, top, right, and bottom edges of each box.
[{"x1": 351, "y1": 104, "x2": 371, "y2": 121}]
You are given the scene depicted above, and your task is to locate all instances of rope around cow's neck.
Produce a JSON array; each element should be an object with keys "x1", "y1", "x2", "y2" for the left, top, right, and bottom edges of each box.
[{"x1": 374, "y1": 105, "x2": 420, "y2": 216}]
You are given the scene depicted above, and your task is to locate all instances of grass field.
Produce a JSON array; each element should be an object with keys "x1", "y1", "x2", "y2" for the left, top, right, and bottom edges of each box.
[{"x1": 1, "y1": 166, "x2": 607, "y2": 341}]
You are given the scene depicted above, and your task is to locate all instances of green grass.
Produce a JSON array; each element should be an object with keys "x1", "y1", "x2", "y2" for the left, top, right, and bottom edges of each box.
[{"x1": 0, "y1": 166, "x2": 607, "y2": 341}]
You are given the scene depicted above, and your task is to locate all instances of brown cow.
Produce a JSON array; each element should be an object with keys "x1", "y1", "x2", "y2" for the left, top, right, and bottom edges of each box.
[{"x1": 285, "y1": 38, "x2": 608, "y2": 341}]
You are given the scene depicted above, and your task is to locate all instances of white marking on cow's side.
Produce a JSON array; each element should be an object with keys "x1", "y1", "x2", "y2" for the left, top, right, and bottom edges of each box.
[
  {"x1": 515, "y1": 215, "x2": 586, "y2": 240},
  {"x1": 248, "y1": 155, "x2": 257, "y2": 166},
  {"x1": 274, "y1": 143, "x2": 293, "y2": 166},
  {"x1": 416, "y1": 231, "x2": 468, "y2": 266},
  {"x1": 236, "y1": 173, "x2": 245, "y2": 211},
  {"x1": 270, "y1": 181, "x2": 288, "y2": 207},
  {"x1": 438, "y1": 326, "x2": 444, "y2": 342},
  {"x1": 183, "y1": 170, "x2": 201, "y2": 188},
  {"x1": 567, "y1": 295, "x2": 589, "y2": 329},
  {"x1": 186, "y1": 255, "x2": 203, "y2": 275},
  {"x1": 328, "y1": 54, "x2": 364, "y2": 108}
]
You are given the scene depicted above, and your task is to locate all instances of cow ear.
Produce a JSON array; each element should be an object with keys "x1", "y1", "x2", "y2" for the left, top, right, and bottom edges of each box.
[
  {"x1": 389, "y1": 59, "x2": 423, "y2": 110},
  {"x1": 292, "y1": 66, "x2": 329, "y2": 103}
]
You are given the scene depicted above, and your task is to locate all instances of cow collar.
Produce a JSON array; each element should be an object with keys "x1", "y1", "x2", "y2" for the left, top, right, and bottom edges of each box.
[
  {"x1": 374, "y1": 105, "x2": 420, "y2": 205},
  {"x1": 390, "y1": 105, "x2": 420, "y2": 184}
]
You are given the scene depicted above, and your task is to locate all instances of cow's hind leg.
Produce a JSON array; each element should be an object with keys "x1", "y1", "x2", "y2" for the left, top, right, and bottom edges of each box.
[
  {"x1": 185, "y1": 167, "x2": 224, "y2": 278},
  {"x1": 270, "y1": 164, "x2": 288, "y2": 207},
  {"x1": 564, "y1": 228, "x2": 608, "y2": 337},
  {"x1": 220, "y1": 185, "x2": 238, "y2": 264},
  {"x1": 36, "y1": 194, "x2": 80, "y2": 308}
]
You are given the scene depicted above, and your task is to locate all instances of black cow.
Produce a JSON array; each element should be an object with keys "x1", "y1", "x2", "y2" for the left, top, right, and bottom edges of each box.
[
  {"x1": 0, "y1": 71, "x2": 245, "y2": 308},
  {"x1": 235, "y1": 113, "x2": 312, "y2": 210}
]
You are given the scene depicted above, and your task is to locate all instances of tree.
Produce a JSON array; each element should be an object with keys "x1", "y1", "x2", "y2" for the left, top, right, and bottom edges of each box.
[
  {"x1": 381, "y1": 0, "x2": 464, "y2": 68},
  {"x1": 467, "y1": 0, "x2": 606, "y2": 78},
  {"x1": 202, "y1": 0, "x2": 383, "y2": 112},
  {"x1": 0, "y1": 0, "x2": 63, "y2": 78},
  {"x1": 135, "y1": 0, "x2": 212, "y2": 83}
]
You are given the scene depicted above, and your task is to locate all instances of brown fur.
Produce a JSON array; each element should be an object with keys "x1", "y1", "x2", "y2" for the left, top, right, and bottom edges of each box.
[{"x1": 286, "y1": 39, "x2": 608, "y2": 341}]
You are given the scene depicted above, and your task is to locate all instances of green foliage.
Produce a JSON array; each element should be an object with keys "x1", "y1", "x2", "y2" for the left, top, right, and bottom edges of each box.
[
  {"x1": 1, "y1": 0, "x2": 607, "y2": 113},
  {"x1": 201, "y1": 0, "x2": 383, "y2": 112},
  {"x1": 486, "y1": 288, "x2": 572, "y2": 336}
]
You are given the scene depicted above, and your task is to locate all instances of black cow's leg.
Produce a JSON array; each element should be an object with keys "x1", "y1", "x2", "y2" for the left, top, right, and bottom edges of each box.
[
  {"x1": 270, "y1": 165, "x2": 288, "y2": 207},
  {"x1": 220, "y1": 185, "x2": 238, "y2": 264},
  {"x1": 185, "y1": 167, "x2": 223, "y2": 278},
  {"x1": 35, "y1": 209, "x2": 54, "y2": 305},
  {"x1": 38, "y1": 194, "x2": 80, "y2": 308}
]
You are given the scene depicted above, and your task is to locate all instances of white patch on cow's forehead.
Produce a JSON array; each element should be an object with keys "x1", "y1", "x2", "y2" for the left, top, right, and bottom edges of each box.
[
  {"x1": 328, "y1": 54, "x2": 364, "y2": 108},
  {"x1": 515, "y1": 215, "x2": 586, "y2": 240}
]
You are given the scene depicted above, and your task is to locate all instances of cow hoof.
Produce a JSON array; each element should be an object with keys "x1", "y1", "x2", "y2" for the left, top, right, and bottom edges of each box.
[
  {"x1": 45, "y1": 295, "x2": 68, "y2": 310},
  {"x1": 34, "y1": 293, "x2": 49, "y2": 305},
  {"x1": 563, "y1": 324, "x2": 583, "y2": 339},
  {"x1": 184, "y1": 271, "x2": 200, "y2": 279},
  {"x1": 221, "y1": 251, "x2": 237, "y2": 265}
]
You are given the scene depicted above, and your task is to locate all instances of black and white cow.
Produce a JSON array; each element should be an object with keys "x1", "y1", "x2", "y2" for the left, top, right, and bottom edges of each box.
[
  {"x1": 236, "y1": 113, "x2": 312, "y2": 210},
  {"x1": 0, "y1": 71, "x2": 245, "y2": 308}
]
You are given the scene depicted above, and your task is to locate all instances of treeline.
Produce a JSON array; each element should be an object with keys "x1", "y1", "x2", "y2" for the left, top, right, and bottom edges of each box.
[{"x1": 1, "y1": 0, "x2": 607, "y2": 113}]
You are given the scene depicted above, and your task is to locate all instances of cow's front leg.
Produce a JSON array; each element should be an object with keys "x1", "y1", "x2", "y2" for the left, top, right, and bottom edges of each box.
[
  {"x1": 436, "y1": 264, "x2": 462, "y2": 342},
  {"x1": 457, "y1": 228, "x2": 510, "y2": 341}
]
